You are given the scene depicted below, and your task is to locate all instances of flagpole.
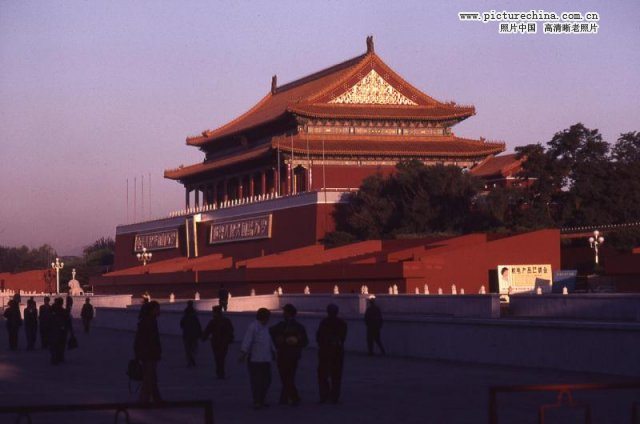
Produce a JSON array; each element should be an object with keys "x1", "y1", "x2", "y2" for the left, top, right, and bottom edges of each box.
[
  {"x1": 133, "y1": 176, "x2": 137, "y2": 222},
  {"x1": 291, "y1": 134, "x2": 295, "y2": 194},
  {"x1": 307, "y1": 133, "x2": 311, "y2": 191},
  {"x1": 148, "y1": 172, "x2": 152, "y2": 218},
  {"x1": 277, "y1": 138, "x2": 281, "y2": 196},
  {"x1": 126, "y1": 178, "x2": 129, "y2": 224}
]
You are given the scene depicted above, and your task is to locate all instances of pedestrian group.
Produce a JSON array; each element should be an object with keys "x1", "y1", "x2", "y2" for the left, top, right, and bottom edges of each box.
[
  {"x1": 3, "y1": 293, "x2": 95, "y2": 364},
  {"x1": 4, "y1": 290, "x2": 386, "y2": 409}
]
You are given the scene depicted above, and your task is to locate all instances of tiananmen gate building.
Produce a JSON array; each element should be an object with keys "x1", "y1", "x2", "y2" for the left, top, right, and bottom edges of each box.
[{"x1": 94, "y1": 37, "x2": 550, "y2": 297}]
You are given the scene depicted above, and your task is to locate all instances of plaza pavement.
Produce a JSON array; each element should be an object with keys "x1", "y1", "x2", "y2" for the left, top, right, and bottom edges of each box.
[{"x1": 0, "y1": 321, "x2": 637, "y2": 424}]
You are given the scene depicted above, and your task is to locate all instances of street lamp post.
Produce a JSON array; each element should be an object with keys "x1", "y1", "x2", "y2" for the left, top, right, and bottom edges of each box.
[
  {"x1": 51, "y1": 257, "x2": 64, "y2": 294},
  {"x1": 588, "y1": 230, "x2": 605, "y2": 265},
  {"x1": 137, "y1": 247, "x2": 152, "y2": 266}
]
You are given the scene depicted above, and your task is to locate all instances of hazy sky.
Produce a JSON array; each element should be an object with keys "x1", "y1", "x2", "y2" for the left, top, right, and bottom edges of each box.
[{"x1": 1, "y1": 1, "x2": 639, "y2": 255}]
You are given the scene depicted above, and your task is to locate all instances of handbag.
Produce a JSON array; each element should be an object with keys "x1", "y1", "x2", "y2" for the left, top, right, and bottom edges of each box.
[{"x1": 67, "y1": 335, "x2": 78, "y2": 350}]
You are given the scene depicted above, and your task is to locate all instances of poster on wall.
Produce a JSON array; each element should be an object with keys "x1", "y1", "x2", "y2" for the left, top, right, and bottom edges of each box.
[{"x1": 497, "y1": 264, "x2": 553, "y2": 294}]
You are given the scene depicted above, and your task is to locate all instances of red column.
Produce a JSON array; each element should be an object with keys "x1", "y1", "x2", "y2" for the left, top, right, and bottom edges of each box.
[
  {"x1": 223, "y1": 179, "x2": 228, "y2": 202},
  {"x1": 238, "y1": 177, "x2": 244, "y2": 199},
  {"x1": 249, "y1": 174, "x2": 255, "y2": 197},
  {"x1": 195, "y1": 188, "x2": 200, "y2": 207},
  {"x1": 213, "y1": 183, "x2": 218, "y2": 206},
  {"x1": 185, "y1": 187, "x2": 190, "y2": 208},
  {"x1": 261, "y1": 170, "x2": 266, "y2": 195},
  {"x1": 286, "y1": 163, "x2": 292, "y2": 195}
]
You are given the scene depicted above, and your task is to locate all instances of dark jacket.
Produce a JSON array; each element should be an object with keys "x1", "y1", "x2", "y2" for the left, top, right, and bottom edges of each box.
[
  {"x1": 3, "y1": 303, "x2": 22, "y2": 330},
  {"x1": 180, "y1": 310, "x2": 202, "y2": 340},
  {"x1": 24, "y1": 305, "x2": 38, "y2": 328},
  {"x1": 49, "y1": 304, "x2": 70, "y2": 343},
  {"x1": 134, "y1": 315, "x2": 161, "y2": 361},
  {"x1": 270, "y1": 319, "x2": 309, "y2": 360},
  {"x1": 364, "y1": 304, "x2": 383, "y2": 329},
  {"x1": 39, "y1": 304, "x2": 52, "y2": 331},
  {"x1": 39, "y1": 304, "x2": 51, "y2": 322},
  {"x1": 81, "y1": 303, "x2": 94, "y2": 321},
  {"x1": 65, "y1": 296, "x2": 73, "y2": 312},
  {"x1": 316, "y1": 316, "x2": 347, "y2": 354},
  {"x1": 218, "y1": 288, "x2": 229, "y2": 303},
  {"x1": 202, "y1": 316, "x2": 234, "y2": 348}
]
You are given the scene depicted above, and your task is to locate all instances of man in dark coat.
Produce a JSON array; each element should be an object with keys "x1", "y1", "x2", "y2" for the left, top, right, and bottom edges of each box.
[
  {"x1": 134, "y1": 300, "x2": 162, "y2": 403},
  {"x1": 80, "y1": 297, "x2": 95, "y2": 334},
  {"x1": 49, "y1": 297, "x2": 71, "y2": 364},
  {"x1": 138, "y1": 292, "x2": 151, "y2": 321},
  {"x1": 270, "y1": 303, "x2": 308, "y2": 406},
  {"x1": 316, "y1": 304, "x2": 347, "y2": 404},
  {"x1": 39, "y1": 296, "x2": 52, "y2": 349},
  {"x1": 202, "y1": 305, "x2": 234, "y2": 379},
  {"x1": 179, "y1": 300, "x2": 202, "y2": 367},
  {"x1": 364, "y1": 296, "x2": 385, "y2": 356},
  {"x1": 3, "y1": 299, "x2": 22, "y2": 350},
  {"x1": 24, "y1": 297, "x2": 38, "y2": 350},
  {"x1": 218, "y1": 284, "x2": 229, "y2": 312},
  {"x1": 65, "y1": 294, "x2": 74, "y2": 316}
]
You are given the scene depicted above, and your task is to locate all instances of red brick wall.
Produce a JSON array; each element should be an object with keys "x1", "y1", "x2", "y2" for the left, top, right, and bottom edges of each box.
[
  {"x1": 0, "y1": 269, "x2": 50, "y2": 293},
  {"x1": 310, "y1": 164, "x2": 395, "y2": 190},
  {"x1": 404, "y1": 229, "x2": 561, "y2": 294},
  {"x1": 114, "y1": 203, "x2": 337, "y2": 271}
]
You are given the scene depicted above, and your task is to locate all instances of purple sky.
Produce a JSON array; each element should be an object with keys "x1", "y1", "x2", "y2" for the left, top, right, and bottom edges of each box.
[{"x1": 1, "y1": 1, "x2": 639, "y2": 255}]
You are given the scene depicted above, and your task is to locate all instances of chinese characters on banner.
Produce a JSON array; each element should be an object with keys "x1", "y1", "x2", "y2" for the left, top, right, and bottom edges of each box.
[
  {"x1": 497, "y1": 264, "x2": 553, "y2": 294},
  {"x1": 209, "y1": 214, "x2": 272, "y2": 244},
  {"x1": 134, "y1": 229, "x2": 179, "y2": 252}
]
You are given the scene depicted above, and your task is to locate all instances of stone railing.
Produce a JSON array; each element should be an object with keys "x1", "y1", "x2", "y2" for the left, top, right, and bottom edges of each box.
[{"x1": 119, "y1": 188, "x2": 356, "y2": 228}]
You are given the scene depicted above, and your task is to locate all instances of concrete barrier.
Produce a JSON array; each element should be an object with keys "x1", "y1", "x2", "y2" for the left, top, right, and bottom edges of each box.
[
  {"x1": 92, "y1": 306, "x2": 640, "y2": 377},
  {"x1": 3, "y1": 294, "x2": 132, "y2": 318},
  {"x1": 152, "y1": 293, "x2": 500, "y2": 318},
  {"x1": 373, "y1": 294, "x2": 500, "y2": 318},
  {"x1": 278, "y1": 294, "x2": 365, "y2": 315},
  {"x1": 135, "y1": 294, "x2": 280, "y2": 313},
  {"x1": 241, "y1": 293, "x2": 500, "y2": 318},
  {"x1": 509, "y1": 294, "x2": 640, "y2": 321}
]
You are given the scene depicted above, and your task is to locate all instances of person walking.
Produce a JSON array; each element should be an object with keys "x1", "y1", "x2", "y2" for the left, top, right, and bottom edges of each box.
[
  {"x1": 49, "y1": 297, "x2": 71, "y2": 364},
  {"x1": 239, "y1": 308, "x2": 274, "y2": 410},
  {"x1": 64, "y1": 294, "x2": 77, "y2": 348},
  {"x1": 138, "y1": 292, "x2": 151, "y2": 320},
  {"x1": 3, "y1": 299, "x2": 22, "y2": 350},
  {"x1": 270, "y1": 304, "x2": 308, "y2": 406},
  {"x1": 316, "y1": 304, "x2": 347, "y2": 404},
  {"x1": 180, "y1": 300, "x2": 202, "y2": 367},
  {"x1": 39, "y1": 296, "x2": 52, "y2": 349},
  {"x1": 134, "y1": 300, "x2": 163, "y2": 403},
  {"x1": 364, "y1": 295, "x2": 385, "y2": 356},
  {"x1": 218, "y1": 284, "x2": 230, "y2": 312},
  {"x1": 80, "y1": 297, "x2": 95, "y2": 334},
  {"x1": 65, "y1": 294, "x2": 74, "y2": 315},
  {"x1": 24, "y1": 297, "x2": 38, "y2": 350},
  {"x1": 202, "y1": 305, "x2": 234, "y2": 379}
]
